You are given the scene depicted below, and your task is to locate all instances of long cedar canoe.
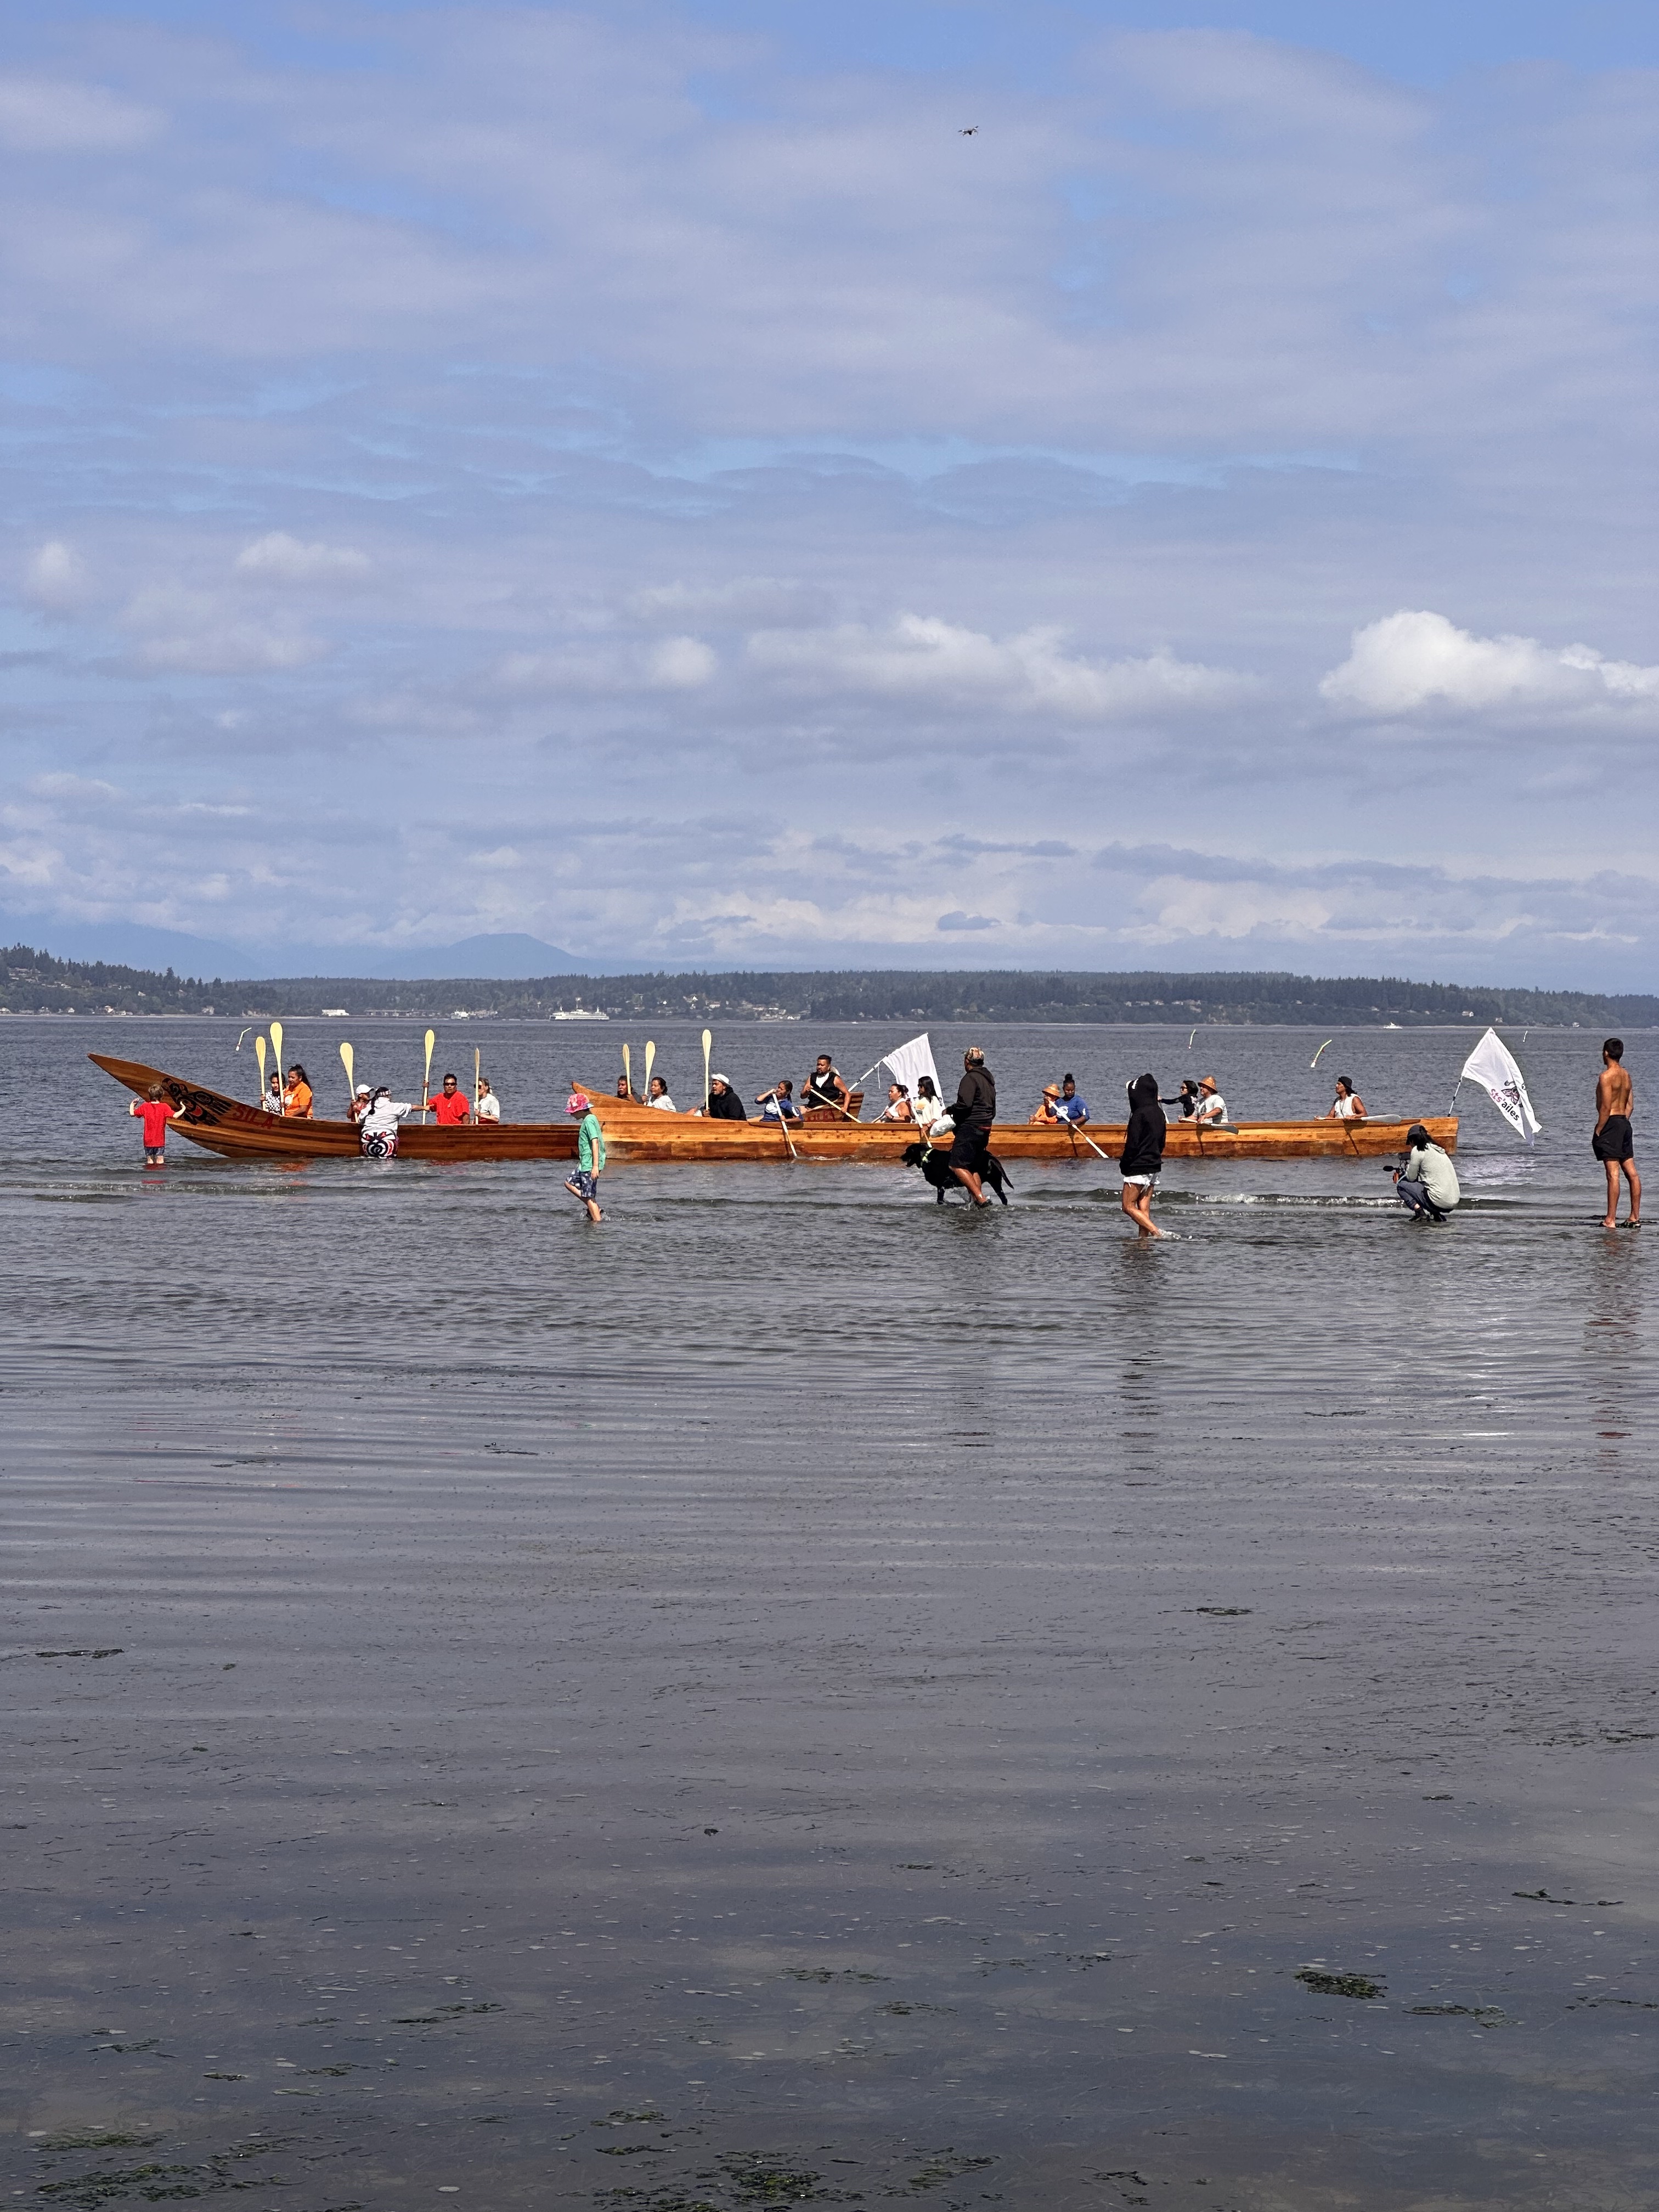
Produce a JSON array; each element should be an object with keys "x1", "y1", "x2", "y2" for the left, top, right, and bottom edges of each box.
[
  {"x1": 91, "y1": 1053, "x2": 578, "y2": 1162},
  {"x1": 92, "y1": 1053, "x2": 1456, "y2": 1167},
  {"x1": 579, "y1": 1085, "x2": 1458, "y2": 1163}
]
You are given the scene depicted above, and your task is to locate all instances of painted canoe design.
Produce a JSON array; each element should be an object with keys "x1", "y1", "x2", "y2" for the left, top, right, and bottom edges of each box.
[{"x1": 90, "y1": 1054, "x2": 578, "y2": 1162}]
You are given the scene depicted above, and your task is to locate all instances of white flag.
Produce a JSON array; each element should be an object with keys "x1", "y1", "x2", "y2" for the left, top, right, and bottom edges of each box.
[
  {"x1": 1461, "y1": 1027, "x2": 1541, "y2": 1143},
  {"x1": 881, "y1": 1031, "x2": 941, "y2": 1106}
]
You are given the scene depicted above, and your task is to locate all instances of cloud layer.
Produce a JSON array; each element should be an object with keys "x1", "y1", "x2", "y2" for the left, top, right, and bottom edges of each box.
[{"x1": 1, "y1": 7, "x2": 1656, "y2": 985}]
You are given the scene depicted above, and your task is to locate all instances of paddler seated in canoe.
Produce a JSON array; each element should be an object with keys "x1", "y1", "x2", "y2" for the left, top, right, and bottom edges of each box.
[
  {"x1": 1192, "y1": 1074, "x2": 1228, "y2": 1125},
  {"x1": 348, "y1": 1082, "x2": 373, "y2": 1124},
  {"x1": 802, "y1": 1055, "x2": 848, "y2": 1111},
  {"x1": 359, "y1": 1086, "x2": 414, "y2": 1159},
  {"x1": 425, "y1": 1071, "x2": 472, "y2": 1125},
  {"x1": 475, "y1": 1076, "x2": 501, "y2": 1122},
  {"x1": 1029, "y1": 1084, "x2": 1063, "y2": 1124},
  {"x1": 615, "y1": 1074, "x2": 641, "y2": 1104},
  {"x1": 647, "y1": 1075, "x2": 677, "y2": 1111},
  {"x1": 260, "y1": 1071, "x2": 284, "y2": 1114},
  {"x1": 283, "y1": 1063, "x2": 314, "y2": 1118},
  {"x1": 1057, "y1": 1074, "x2": 1090, "y2": 1124},
  {"x1": 912, "y1": 1075, "x2": 949, "y2": 1132},
  {"x1": 757, "y1": 1078, "x2": 802, "y2": 1122},
  {"x1": 1327, "y1": 1076, "x2": 1367, "y2": 1120},
  {"x1": 701, "y1": 1073, "x2": 747, "y2": 1120},
  {"x1": 1161, "y1": 1078, "x2": 1200, "y2": 1118},
  {"x1": 880, "y1": 1082, "x2": 914, "y2": 1121}
]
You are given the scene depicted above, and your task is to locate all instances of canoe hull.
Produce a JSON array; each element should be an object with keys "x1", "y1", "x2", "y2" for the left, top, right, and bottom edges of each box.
[
  {"x1": 581, "y1": 1087, "x2": 1459, "y2": 1164},
  {"x1": 90, "y1": 1055, "x2": 578, "y2": 1162}
]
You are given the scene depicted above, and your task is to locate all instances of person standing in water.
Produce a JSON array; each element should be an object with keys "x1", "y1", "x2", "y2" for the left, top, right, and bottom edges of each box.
[
  {"x1": 950, "y1": 1046, "x2": 997, "y2": 1206},
  {"x1": 130, "y1": 1084, "x2": 180, "y2": 1165},
  {"x1": 1594, "y1": 1038, "x2": 1640, "y2": 1228},
  {"x1": 1119, "y1": 1073, "x2": 1166, "y2": 1238},
  {"x1": 565, "y1": 1090, "x2": 605, "y2": 1222}
]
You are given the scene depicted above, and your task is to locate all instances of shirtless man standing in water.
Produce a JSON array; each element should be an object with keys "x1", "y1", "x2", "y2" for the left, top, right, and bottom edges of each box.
[{"x1": 1594, "y1": 1038, "x2": 1641, "y2": 1228}]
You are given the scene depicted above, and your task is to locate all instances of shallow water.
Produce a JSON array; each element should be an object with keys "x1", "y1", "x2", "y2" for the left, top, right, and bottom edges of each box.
[{"x1": 3, "y1": 1018, "x2": 1655, "y2": 2210}]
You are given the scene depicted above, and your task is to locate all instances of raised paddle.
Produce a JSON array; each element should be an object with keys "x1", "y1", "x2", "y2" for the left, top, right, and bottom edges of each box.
[
  {"x1": 702, "y1": 1028, "x2": 712, "y2": 1112},
  {"x1": 270, "y1": 1020, "x2": 284, "y2": 1097},
  {"x1": 622, "y1": 1041, "x2": 632, "y2": 1104},
  {"x1": 644, "y1": 1039, "x2": 656, "y2": 1102},
  {"x1": 255, "y1": 1034, "x2": 266, "y2": 1104},
  {"x1": 340, "y1": 1040, "x2": 354, "y2": 1112},
  {"x1": 422, "y1": 1027, "x2": 435, "y2": 1121},
  {"x1": 473, "y1": 1045, "x2": 481, "y2": 1110}
]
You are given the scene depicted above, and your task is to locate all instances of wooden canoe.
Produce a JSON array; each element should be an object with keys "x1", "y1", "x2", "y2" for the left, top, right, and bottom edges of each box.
[
  {"x1": 91, "y1": 1054, "x2": 578, "y2": 1163},
  {"x1": 580, "y1": 1085, "x2": 1459, "y2": 1164}
]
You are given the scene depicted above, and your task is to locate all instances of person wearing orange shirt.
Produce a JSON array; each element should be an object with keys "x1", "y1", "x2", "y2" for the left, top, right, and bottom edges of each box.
[
  {"x1": 425, "y1": 1072, "x2": 472, "y2": 1125},
  {"x1": 283, "y1": 1064, "x2": 314, "y2": 1118}
]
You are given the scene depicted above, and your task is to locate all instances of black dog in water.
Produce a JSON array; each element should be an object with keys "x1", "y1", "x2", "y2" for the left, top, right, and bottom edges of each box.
[{"x1": 902, "y1": 1138, "x2": 1013, "y2": 1205}]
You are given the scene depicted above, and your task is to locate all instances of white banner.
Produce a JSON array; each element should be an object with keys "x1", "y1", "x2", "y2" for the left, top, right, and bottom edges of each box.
[
  {"x1": 1461, "y1": 1027, "x2": 1542, "y2": 1142},
  {"x1": 881, "y1": 1032, "x2": 941, "y2": 1106}
]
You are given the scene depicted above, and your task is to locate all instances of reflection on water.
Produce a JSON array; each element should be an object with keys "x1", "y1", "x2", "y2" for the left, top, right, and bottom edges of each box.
[{"x1": 2, "y1": 1020, "x2": 1655, "y2": 2209}]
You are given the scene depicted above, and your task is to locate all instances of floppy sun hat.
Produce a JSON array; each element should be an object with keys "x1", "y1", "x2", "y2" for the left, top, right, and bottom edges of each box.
[{"x1": 566, "y1": 1091, "x2": 591, "y2": 1115}]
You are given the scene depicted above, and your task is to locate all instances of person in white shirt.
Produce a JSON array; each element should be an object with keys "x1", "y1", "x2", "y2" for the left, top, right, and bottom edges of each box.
[
  {"x1": 647, "y1": 1075, "x2": 677, "y2": 1111},
  {"x1": 880, "y1": 1082, "x2": 914, "y2": 1121},
  {"x1": 358, "y1": 1087, "x2": 414, "y2": 1159},
  {"x1": 475, "y1": 1077, "x2": 501, "y2": 1122},
  {"x1": 1193, "y1": 1074, "x2": 1228, "y2": 1124},
  {"x1": 912, "y1": 1076, "x2": 948, "y2": 1131},
  {"x1": 259, "y1": 1073, "x2": 284, "y2": 1115},
  {"x1": 1327, "y1": 1076, "x2": 1366, "y2": 1120}
]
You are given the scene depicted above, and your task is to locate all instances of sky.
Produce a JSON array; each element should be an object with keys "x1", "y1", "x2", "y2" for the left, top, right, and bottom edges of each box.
[{"x1": 3, "y1": 0, "x2": 1657, "y2": 986}]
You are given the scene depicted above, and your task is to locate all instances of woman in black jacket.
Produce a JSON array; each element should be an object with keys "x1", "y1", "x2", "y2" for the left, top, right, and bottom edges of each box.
[{"x1": 1119, "y1": 1072, "x2": 1166, "y2": 1239}]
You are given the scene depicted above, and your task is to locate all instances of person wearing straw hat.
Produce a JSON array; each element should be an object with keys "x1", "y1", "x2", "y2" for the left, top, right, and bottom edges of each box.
[
  {"x1": 1192, "y1": 1074, "x2": 1227, "y2": 1125},
  {"x1": 564, "y1": 1091, "x2": 605, "y2": 1222}
]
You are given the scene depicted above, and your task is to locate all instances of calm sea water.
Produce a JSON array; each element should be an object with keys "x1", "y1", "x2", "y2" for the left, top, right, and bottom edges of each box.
[{"x1": 3, "y1": 1018, "x2": 1655, "y2": 2211}]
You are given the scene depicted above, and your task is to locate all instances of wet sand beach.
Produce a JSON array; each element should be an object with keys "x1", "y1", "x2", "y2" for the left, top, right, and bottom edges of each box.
[{"x1": 4, "y1": 1022, "x2": 1655, "y2": 2210}]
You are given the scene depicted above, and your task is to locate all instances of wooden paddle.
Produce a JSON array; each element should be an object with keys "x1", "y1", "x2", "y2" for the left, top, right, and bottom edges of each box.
[
  {"x1": 702, "y1": 1028, "x2": 712, "y2": 1112},
  {"x1": 622, "y1": 1041, "x2": 632, "y2": 1104},
  {"x1": 422, "y1": 1028, "x2": 435, "y2": 1121},
  {"x1": 473, "y1": 1045, "x2": 481, "y2": 1111},
  {"x1": 270, "y1": 1021, "x2": 284, "y2": 1099},
  {"x1": 340, "y1": 1040, "x2": 354, "y2": 1113},
  {"x1": 255, "y1": 1034, "x2": 267, "y2": 1105},
  {"x1": 644, "y1": 1039, "x2": 656, "y2": 1104}
]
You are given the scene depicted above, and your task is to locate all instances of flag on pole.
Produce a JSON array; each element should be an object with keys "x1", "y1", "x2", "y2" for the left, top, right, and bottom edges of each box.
[
  {"x1": 1460, "y1": 1028, "x2": 1541, "y2": 1143},
  {"x1": 881, "y1": 1032, "x2": 941, "y2": 1107}
]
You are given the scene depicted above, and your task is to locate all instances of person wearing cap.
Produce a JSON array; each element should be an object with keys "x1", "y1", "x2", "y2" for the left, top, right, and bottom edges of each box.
[
  {"x1": 1029, "y1": 1083, "x2": 1063, "y2": 1124},
  {"x1": 1192, "y1": 1074, "x2": 1227, "y2": 1125},
  {"x1": 950, "y1": 1046, "x2": 997, "y2": 1205},
  {"x1": 358, "y1": 1085, "x2": 415, "y2": 1160},
  {"x1": 1393, "y1": 1123, "x2": 1460, "y2": 1222},
  {"x1": 702, "y1": 1074, "x2": 747, "y2": 1120},
  {"x1": 348, "y1": 1081, "x2": 373, "y2": 1125},
  {"x1": 564, "y1": 1091, "x2": 605, "y2": 1221},
  {"x1": 474, "y1": 1076, "x2": 501, "y2": 1122}
]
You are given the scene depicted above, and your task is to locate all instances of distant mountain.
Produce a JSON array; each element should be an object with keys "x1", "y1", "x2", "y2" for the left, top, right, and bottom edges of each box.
[{"x1": 0, "y1": 918, "x2": 583, "y2": 982}]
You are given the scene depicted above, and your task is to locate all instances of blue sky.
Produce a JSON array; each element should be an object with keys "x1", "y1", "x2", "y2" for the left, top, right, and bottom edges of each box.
[{"x1": 3, "y1": 0, "x2": 1657, "y2": 983}]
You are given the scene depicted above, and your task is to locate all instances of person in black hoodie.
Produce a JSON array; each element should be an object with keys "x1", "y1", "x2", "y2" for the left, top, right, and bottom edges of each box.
[
  {"x1": 1120, "y1": 1072, "x2": 1167, "y2": 1239},
  {"x1": 950, "y1": 1045, "x2": 997, "y2": 1206},
  {"x1": 702, "y1": 1074, "x2": 747, "y2": 1120}
]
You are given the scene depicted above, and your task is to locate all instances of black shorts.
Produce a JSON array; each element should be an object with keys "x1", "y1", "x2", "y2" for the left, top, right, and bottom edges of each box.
[
  {"x1": 1593, "y1": 1114, "x2": 1634, "y2": 1163},
  {"x1": 949, "y1": 1122, "x2": 990, "y2": 1171}
]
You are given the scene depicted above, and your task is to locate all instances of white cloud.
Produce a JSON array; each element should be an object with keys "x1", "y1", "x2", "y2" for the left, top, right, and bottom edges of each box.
[
  {"x1": 122, "y1": 585, "x2": 326, "y2": 674},
  {"x1": 24, "y1": 540, "x2": 89, "y2": 614},
  {"x1": 0, "y1": 75, "x2": 161, "y2": 153},
  {"x1": 234, "y1": 533, "x2": 371, "y2": 585},
  {"x1": 645, "y1": 635, "x2": 717, "y2": 689},
  {"x1": 748, "y1": 615, "x2": 1248, "y2": 718},
  {"x1": 627, "y1": 577, "x2": 830, "y2": 629},
  {"x1": 1321, "y1": 610, "x2": 1659, "y2": 716}
]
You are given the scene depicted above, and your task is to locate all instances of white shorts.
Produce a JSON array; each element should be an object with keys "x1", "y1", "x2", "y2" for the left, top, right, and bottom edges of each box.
[{"x1": 1122, "y1": 1172, "x2": 1160, "y2": 1191}]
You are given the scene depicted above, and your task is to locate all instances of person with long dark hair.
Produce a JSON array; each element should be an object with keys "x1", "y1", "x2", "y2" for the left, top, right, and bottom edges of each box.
[{"x1": 1120, "y1": 1073, "x2": 1166, "y2": 1239}]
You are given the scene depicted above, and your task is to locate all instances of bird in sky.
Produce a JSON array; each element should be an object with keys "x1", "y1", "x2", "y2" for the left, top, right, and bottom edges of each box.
[{"x1": 960, "y1": 125, "x2": 978, "y2": 135}]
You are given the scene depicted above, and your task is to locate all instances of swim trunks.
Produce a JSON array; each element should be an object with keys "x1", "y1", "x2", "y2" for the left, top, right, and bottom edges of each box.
[
  {"x1": 565, "y1": 1168, "x2": 599, "y2": 1200},
  {"x1": 1593, "y1": 1114, "x2": 1634, "y2": 1163}
]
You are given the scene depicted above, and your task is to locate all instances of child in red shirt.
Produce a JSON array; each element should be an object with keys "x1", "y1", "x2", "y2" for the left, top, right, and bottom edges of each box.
[{"x1": 131, "y1": 1086, "x2": 180, "y2": 1165}]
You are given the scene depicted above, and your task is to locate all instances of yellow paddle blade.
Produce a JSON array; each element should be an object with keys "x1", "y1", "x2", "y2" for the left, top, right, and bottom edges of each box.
[
  {"x1": 269, "y1": 1020, "x2": 283, "y2": 1073},
  {"x1": 340, "y1": 1040, "x2": 354, "y2": 1086},
  {"x1": 644, "y1": 1040, "x2": 656, "y2": 1092},
  {"x1": 255, "y1": 1036, "x2": 266, "y2": 1088}
]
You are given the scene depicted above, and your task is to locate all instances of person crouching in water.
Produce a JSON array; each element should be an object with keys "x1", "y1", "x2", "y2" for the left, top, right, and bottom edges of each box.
[
  {"x1": 565, "y1": 1090, "x2": 605, "y2": 1222},
  {"x1": 1393, "y1": 1122, "x2": 1460, "y2": 1222},
  {"x1": 1120, "y1": 1073, "x2": 1166, "y2": 1239},
  {"x1": 358, "y1": 1086, "x2": 414, "y2": 1159}
]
